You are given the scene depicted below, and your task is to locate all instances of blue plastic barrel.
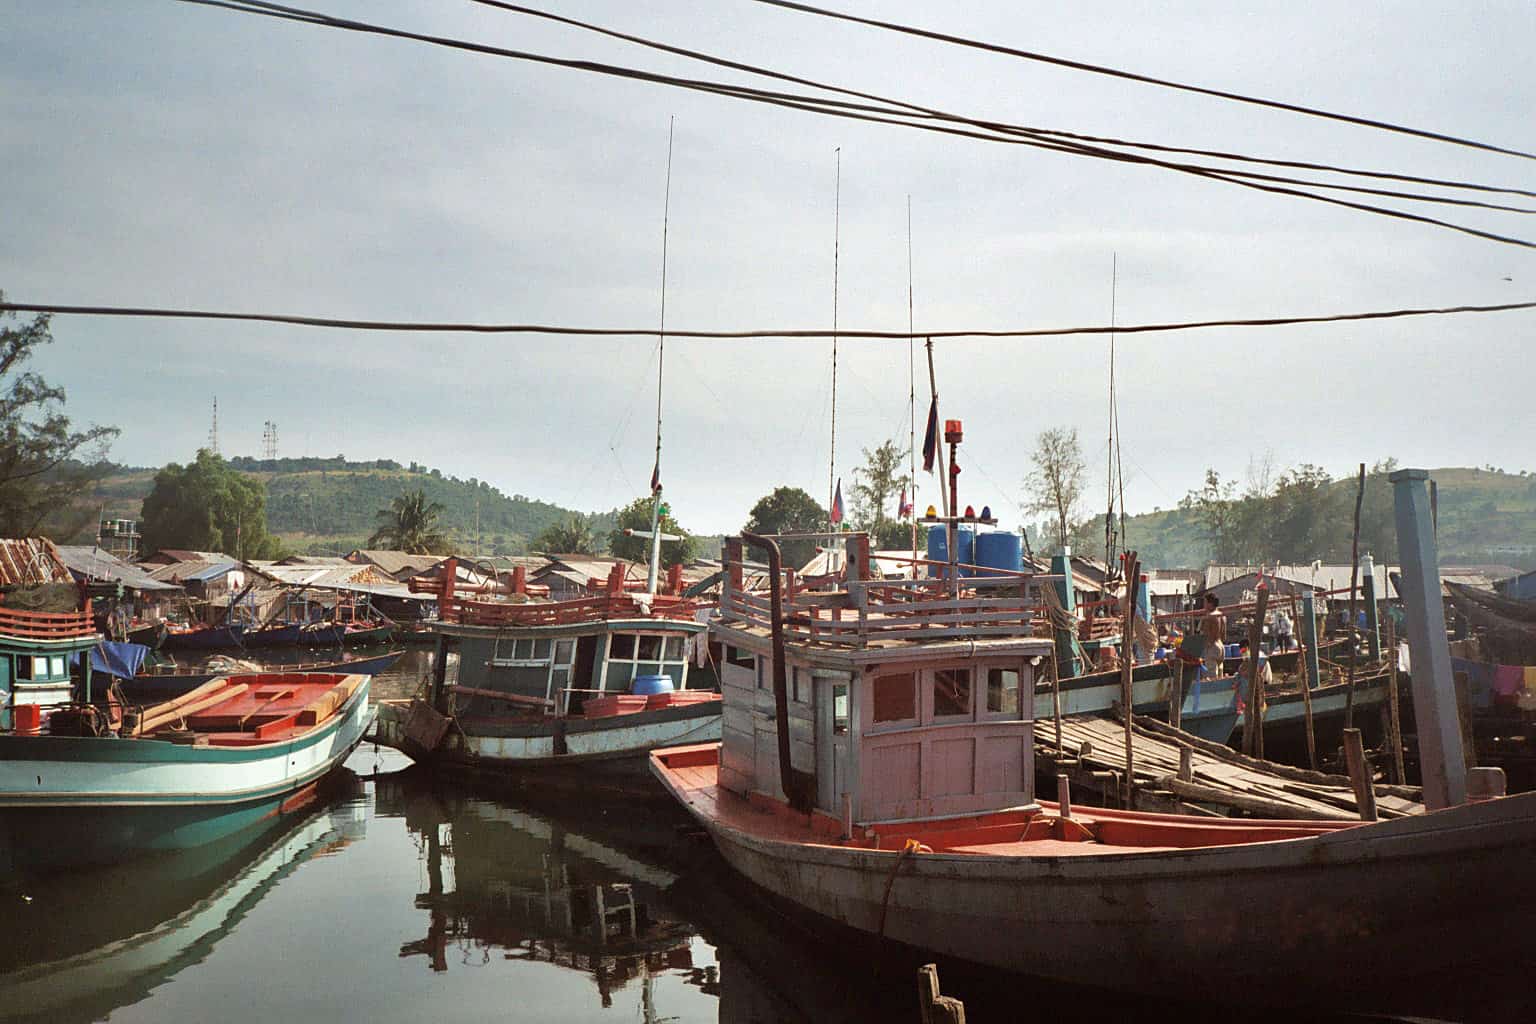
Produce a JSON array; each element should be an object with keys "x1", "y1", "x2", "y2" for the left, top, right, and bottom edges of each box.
[
  {"x1": 926, "y1": 525, "x2": 976, "y2": 577},
  {"x1": 630, "y1": 674, "x2": 674, "y2": 696},
  {"x1": 974, "y1": 532, "x2": 1023, "y2": 575}
]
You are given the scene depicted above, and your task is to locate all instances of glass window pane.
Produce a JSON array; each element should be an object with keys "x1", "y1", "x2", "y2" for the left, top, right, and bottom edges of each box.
[
  {"x1": 605, "y1": 661, "x2": 632, "y2": 691},
  {"x1": 531, "y1": 638, "x2": 551, "y2": 660},
  {"x1": 833, "y1": 683, "x2": 849, "y2": 735},
  {"x1": 514, "y1": 638, "x2": 534, "y2": 659},
  {"x1": 663, "y1": 636, "x2": 684, "y2": 660},
  {"x1": 871, "y1": 672, "x2": 916, "y2": 723},
  {"x1": 933, "y1": 668, "x2": 972, "y2": 718},
  {"x1": 791, "y1": 667, "x2": 800, "y2": 703},
  {"x1": 986, "y1": 668, "x2": 1020, "y2": 714},
  {"x1": 50, "y1": 656, "x2": 65, "y2": 678},
  {"x1": 554, "y1": 640, "x2": 575, "y2": 664},
  {"x1": 637, "y1": 636, "x2": 662, "y2": 660},
  {"x1": 32, "y1": 656, "x2": 48, "y2": 680},
  {"x1": 609, "y1": 634, "x2": 635, "y2": 660}
]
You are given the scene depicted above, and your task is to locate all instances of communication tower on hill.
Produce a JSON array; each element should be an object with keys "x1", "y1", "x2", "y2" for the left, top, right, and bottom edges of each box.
[
  {"x1": 262, "y1": 420, "x2": 279, "y2": 460},
  {"x1": 208, "y1": 397, "x2": 220, "y2": 456}
]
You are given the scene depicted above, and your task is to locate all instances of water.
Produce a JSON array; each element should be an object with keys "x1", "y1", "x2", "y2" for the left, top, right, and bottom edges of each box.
[{"x1": 0, "y1": 651, "x2": 1522, "y2": 1022}]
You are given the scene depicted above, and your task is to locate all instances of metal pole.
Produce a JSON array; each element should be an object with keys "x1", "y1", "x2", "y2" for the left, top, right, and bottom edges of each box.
[
  {"x1": 1390, "y1": 468, "x2": 1467, "y2": 810},
  {"x1": 1361, "y1": 553, "x2": 1381, "y2": 662}
]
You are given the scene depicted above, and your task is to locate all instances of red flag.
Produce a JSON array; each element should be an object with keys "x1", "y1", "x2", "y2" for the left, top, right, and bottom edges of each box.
[
  {"x1": 650, "y1": 460, "x2": 661, "y2": 493},
  {"x1": 898, "y1": 486, "x2": 912, "y2": 518},
  {"x1": 830, "y1": 479, "x2": 845, "y2": 525},
  {"x1": 921, "y1": 397, "x2": 939, "y2": 472}
]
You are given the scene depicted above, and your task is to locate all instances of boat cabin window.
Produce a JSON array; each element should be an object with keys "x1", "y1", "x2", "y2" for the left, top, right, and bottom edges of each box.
[
  {"x1": 985, "y1": 667, "x2": 1021, "y2": 715},
  {"x1": 726, "y1": 645, "x2": 754, "y2": 669},
  {"x1": 605, "y1": 631, "x2": 691, "y2": 691},
  {"x1": 16, "y1": 655, "x2": 66, "y2": 682},
  {"x1": 663, "y1": 636, "x2": 685, "y2": 661},
  {"x1": 492, "y1": 637, "x2": 552, "y2": 666},
  {"x1": 932, "y1": 668, "x2": 973, "y2": 719},
  {"x1": 832, "y1": 682, "x2": 849, "y2": 735},
  {"x1": 637, "y1": 635, "x2": 662, "y2": 661},
  {"x1": 871, "y1": 671, "x2": 917, "y2": 724}
]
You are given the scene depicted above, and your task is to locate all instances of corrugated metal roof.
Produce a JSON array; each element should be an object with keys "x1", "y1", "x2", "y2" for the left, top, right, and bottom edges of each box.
[
  {"x1": 0, "y1": 538, "x2": 72, "y2": 585},
  {"x1": 1205, "y1": 563, "x2": 1396, "y2": 596},
  {"x1": 347, "y1": 549, "x2": 449, "y2": 577},
  {"x1": 146, "y1": 558, "x2": 240, "y2": 583},
  {"x1": 56, "y1": 545, "x2": 182, "y2": 591}
]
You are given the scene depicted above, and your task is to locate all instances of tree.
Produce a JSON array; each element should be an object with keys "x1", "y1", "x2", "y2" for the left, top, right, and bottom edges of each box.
[
  {"x1": 1268, "y1": 464, "x2": 1340, "y2": 562},
  {"x1": 1023, "y1": 427, "x2": 1086, "y2": 552},
  {"x1": 367, "y1": 488, "x2": 448, "y2": 553},
  {"x1": 608, "y1": 495, "x2": 696, "y2": 568},
  {"x1": 743, "y1": 486, "x2": 826, "y2": 568},
  {"x1": 850, "y1": 439, "x2": 912, "y2": 550},
  {"x1": 140, "y1": 450, "x2": 282, "y2": 558},
  {"x1": 0, "y1": 297, "x2": 119, "y2": 537},
  {"x1": 534, "y1": 513, "x2": 598, "y2": 555}
]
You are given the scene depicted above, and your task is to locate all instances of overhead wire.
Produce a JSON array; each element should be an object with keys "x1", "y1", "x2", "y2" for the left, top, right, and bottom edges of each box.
[
  {"x1": 172, "y1": 1, "x2": 1536, "y2": 249},
  {"x1": 6, "y1": 298, "x2": 1534, "y2": 338},
  {"x1": 748, "y1": 0, "x2": 1536, "y2": 162}
]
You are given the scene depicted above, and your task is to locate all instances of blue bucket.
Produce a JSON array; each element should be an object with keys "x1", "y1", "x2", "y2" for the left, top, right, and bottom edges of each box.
[{"x1": 631, "y1": 674, "x2": 674, "y2": 696}]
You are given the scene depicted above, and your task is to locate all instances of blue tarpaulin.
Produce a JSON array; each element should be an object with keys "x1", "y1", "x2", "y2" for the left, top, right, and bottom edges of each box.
[{"x1": 91, "y1": 641, "x2": 150, "y2": 680}]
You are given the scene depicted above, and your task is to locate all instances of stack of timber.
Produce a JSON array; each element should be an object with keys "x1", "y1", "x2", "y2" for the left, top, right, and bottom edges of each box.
[{"x1": 1037, "y1": 710, "x2": 1423, "y2": 820}]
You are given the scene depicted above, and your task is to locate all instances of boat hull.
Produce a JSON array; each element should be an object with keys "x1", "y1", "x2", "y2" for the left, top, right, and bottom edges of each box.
[
  {"x1": 0, "y1": 680, "x2": 374, "y2": 868},
  {"x1": 120, "y1": 649, "x2": 404, "y2": 703},
  {"x1": 161, "y1": 624, "x2": 245, "y2": 651},
  {"x1": 654, "y1": 747, "x2": 1536, "y2": 1007},
  {"x1": 370, "y1": 697, "x2": 721, "y2": 794}
]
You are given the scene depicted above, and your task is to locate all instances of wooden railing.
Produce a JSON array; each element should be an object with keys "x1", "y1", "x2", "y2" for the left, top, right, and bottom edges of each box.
[
  {"x1": 0, "y1": 606, "x2": 96, "y2": 641},
  {"x1": 441, "y1": 591, "x2": 702, "y2": 628}
]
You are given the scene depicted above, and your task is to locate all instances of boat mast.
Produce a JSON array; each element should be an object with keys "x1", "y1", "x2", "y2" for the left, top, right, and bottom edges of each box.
[
  {"x1": 645, "y1": 116, "x2": 675, "y2": 596},
  {"x1": 1104, "y1": 252, "x2": 1118, "y2": 576},
  {"x1": 828, "y1": 147, "x2": 841, "y2": 542},
  {"x1": 907, "y1": 195, "x2": 917, "y2": 577}
]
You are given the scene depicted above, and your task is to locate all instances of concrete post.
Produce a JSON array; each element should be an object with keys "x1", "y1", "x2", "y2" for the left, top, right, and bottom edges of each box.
[
  {"x1": 1301, "y1": 592, "x2": 1321, "y2": 692},
  {"x1": 1361, "y1": 554, "x2": 1381, "y2": 662},
  {"x1": 1051, "y1": 548, "x2": 1080, "y2": 678},
  {"x1": 1390, "y1": 468, "x2": 1467, "y2": 810}
]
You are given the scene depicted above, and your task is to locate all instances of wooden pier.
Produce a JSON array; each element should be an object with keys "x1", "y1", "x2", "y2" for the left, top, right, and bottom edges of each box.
[{"x1": 1038, "y1": 711, "x2": 1423, "y2": 820}]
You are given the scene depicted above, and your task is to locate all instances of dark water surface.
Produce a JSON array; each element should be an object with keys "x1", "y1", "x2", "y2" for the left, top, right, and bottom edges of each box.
[{"x1": 0, "y1": 650, "x2": 1521, "y2": 1022}]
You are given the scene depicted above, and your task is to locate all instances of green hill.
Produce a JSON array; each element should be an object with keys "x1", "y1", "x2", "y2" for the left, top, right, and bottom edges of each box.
[
  {"x1": 85, "y1": 456, "x2": 620, "y2": 556},
  {"x1": 1114, "y1": 466, "x2": 1536, "y2": 570}
]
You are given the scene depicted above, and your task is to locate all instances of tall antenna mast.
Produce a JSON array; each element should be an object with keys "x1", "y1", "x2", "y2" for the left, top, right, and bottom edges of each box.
[
  {"x1": 208, "y1": 397, "x2": 220, "y2": 456},
  {"x1": 1105, "y1": 253, "x2": 1117, "y2": 573},
  {"x1": 828, "y1": 146, "x2": 841, "y2": 537},
  {"x1": 907, "y1": 195, "x2": 918, "y2": 576},
  {"x1": 645, "y1": 116, "x2": 676, "y2": 596}
]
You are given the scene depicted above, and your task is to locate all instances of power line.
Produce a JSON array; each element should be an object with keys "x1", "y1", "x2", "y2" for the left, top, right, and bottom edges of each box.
[
  {"x1": 6, "y1": 298, "x2": 1533, "y2": 339},
  {"x1": 174, "y1": 1, "x2": 1536, "y2": 249},
  {"x1": 750, "y1": 0, "x2": 1536, "y2": 162}
]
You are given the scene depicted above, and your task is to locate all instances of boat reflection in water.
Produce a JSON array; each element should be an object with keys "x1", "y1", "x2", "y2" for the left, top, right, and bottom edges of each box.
[
  {"x1": 0, "y1": 772, "x2": 367, "y2": 1024},
  {"x1": 373, "y1": 772, "x2": 716, "y2": 1016}
]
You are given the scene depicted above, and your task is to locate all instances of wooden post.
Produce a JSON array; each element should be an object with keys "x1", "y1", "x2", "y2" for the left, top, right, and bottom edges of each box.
[
  {"x1": 1056, "y1": 774, "x2": 1072, "y2": 818},
  {"x1": 1385, "y1": 618, "x2": 1406, "y2": 786},
  {"x1": 917, "y1": 964, "x2": 966, "y2": 1024},
  {"x1": 1049, "y1": 651, "x2": 1063, "y2": 753},
  {"x1": 1119, "y1": 553, "x2": 1141, "y2": 808},
  {"x1": 1241, "y1": 584, "x2": 1269, "y2": 758},
  {"x1": 1342, "y1": 727, "x2": 1378, "y2": 822},
  {"x1": 1169, "y1": 657, "x2": 1184, "y2": 731},
  {"x1": 1050, "y1": 549, "x2": 1081, "y2": 678},
  {"x1": 1299, "y1": 591, "x2": 1320, "y2": 771},
  {"x1": 1344, "y1": 462, "x2": 1366, "y2": 730},
  {"x1": 1178, "y1": 745, "x2": 1193, "y2": 782}
]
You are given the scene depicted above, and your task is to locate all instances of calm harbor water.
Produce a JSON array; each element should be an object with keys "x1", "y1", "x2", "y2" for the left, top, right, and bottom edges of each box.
[{"x1": 0, "y1": 650, "x2": 1520, "y2": 1023}]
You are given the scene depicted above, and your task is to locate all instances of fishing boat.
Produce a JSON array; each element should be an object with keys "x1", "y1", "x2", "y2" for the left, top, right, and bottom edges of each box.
[
  {"x1": 0, "y1": 603, "x2": 374, "y2": 868},
  {"x1": 650, "y1": 521, "x2": 1536, "y2": 1007},
  {"x1": 369, "y1": 558, "x2": 720, "y2": 792},
  {"x1": 120, "y1": 647, "x2": 406, "y2": 703},
  {"x1": 161, "y1": 621, "x2": 245, "y2": 651},
  {"x1": 125, "y1": 620, "x2": 167, "y2": 650},
  {"x1": 301, "y1": 620, "x2": 395, "y2": 647}
]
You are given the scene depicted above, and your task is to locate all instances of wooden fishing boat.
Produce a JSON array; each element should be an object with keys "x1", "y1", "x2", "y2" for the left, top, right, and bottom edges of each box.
[
  {"x1": 369, "y1": 558, "x2": 721, "y2": 792},
  {"x1": 125, "y1": 620, "x2": 167, "y2": 650},
  {"x1": 120, "y1": 648, "x2": 406, "y2": 703},
  {"x1": 240, "y1": 622, "x2": 304, "y2": 648},
  {"x1": 161, "y1": 622, "x2": 245, "y2": 651},
  {"x1": 651, "y1": 527, "x2": 1536, "y2": 1008},
  {"x1": 1, "y1": 601, "x2": 374, "y2": 868},
  {"x1": 300, "y1": 620, "x2": 395, "y2": 647}
]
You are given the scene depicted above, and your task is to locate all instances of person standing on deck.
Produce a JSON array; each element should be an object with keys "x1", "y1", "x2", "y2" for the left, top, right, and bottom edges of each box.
[
  {"x1": 1200, "y1": 593, "x2": 1226, "y2": 679},
  {"x1": 1273, "y1": 607, "x2": 1293, "y2": 651}
]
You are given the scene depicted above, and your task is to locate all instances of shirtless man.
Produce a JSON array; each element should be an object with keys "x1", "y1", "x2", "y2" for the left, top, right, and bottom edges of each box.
[{"x1": 1200, "y1": 593, "x2": 1226, "y2": 679}]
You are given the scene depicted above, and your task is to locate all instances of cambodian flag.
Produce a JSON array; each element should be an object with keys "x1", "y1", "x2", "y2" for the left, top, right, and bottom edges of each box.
[
  {"x1": 898, "y1": 486, "x2": 913, "y2": 518},
  {"x1": 650, "y1": 460, "x2": 661, "y2": 493},
  {"x1": 921, "y1": 397, "x2": 939, "y2": 472},
  {"x1": 831, "y1": 479, "x2": 845, "y2": 525}
]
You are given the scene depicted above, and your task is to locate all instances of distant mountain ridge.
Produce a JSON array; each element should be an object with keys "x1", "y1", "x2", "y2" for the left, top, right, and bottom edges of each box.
[{"x1": 86, "y1": 456, "x2": 620, "y2": 556}]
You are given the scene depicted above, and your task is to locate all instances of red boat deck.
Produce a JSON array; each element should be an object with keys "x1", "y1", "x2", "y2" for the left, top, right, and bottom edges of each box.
[
  {"x1": 174, "y1": 673, "x2": 364, "y2": 746},
  {"x1": 654, "y1": 744, "x2": 1359, "y2": 858}
]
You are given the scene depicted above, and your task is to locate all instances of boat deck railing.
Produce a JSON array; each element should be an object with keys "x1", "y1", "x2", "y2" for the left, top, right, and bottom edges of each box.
[
  {"x1": 719, "y1": 532, "x2": 1066, "y2": 648},
  {"x1": 0, "y1": 604, "x2": 96, "y2": 642},
  {"x1": 409, "y1": 556, "x2": 703, "y2": 628}
]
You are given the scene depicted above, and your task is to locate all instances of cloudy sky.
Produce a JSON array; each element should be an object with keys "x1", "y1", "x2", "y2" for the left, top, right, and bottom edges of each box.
[{"x1": 4, "y1": 1, "x2": 1532, "y2": 535}]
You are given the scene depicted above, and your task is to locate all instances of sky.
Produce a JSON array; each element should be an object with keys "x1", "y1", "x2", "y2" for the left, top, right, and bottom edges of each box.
[{"x1": 3, "y1": 1, "x2": 1533, "y2": 536}]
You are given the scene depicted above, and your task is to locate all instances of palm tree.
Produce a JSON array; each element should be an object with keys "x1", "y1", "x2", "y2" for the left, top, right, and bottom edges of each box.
[
  {"x1": 368, "y1": 488, "x2": 448, "y2": 553},
  {"x1": 534, "y1": 513, "x2": 597, "y2": 555}
]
